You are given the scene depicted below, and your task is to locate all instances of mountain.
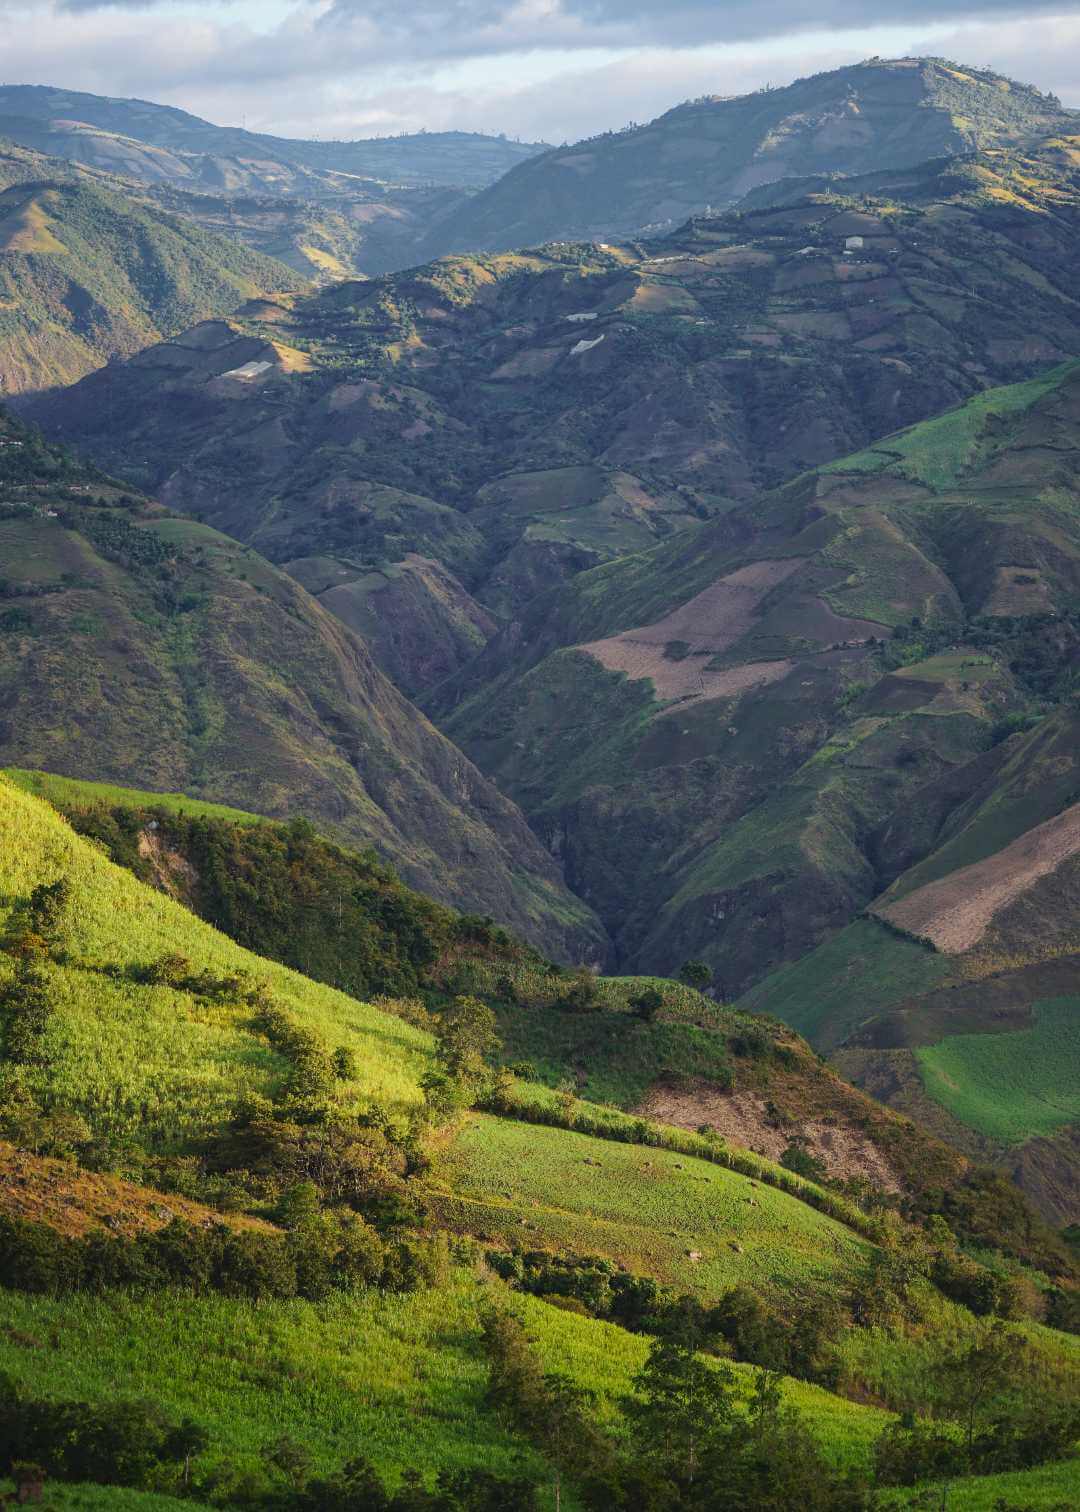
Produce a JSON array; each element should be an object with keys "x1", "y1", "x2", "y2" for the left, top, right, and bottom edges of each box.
[
  {"x1": 0, "y1": 86, "x2": 549, "y2": 283},
  {"x1": 0, "y1": 85, "x2": 546, "y2": 189},
  {"x1": 426, "y1": 56, "x2": 1073, "y2": 254},
  {"x1": 30, "y1": 126, "x2": 1080, "y2": 694},
  {"x1": 0, "y1": 407, "x2": 604, "y2": 960},
  {"x1": 143, "y1": 180, "x2": 471, "y2": 281},
  {"x1": 425, "y1": 359, "x2": 1080, "y2": 1215},
  {"x1": 0, "y1": 138, "x2": 307, "y2": 392},
  {"x1": 0, "y1": 771, "x2": 1076, "y2": 1511}
]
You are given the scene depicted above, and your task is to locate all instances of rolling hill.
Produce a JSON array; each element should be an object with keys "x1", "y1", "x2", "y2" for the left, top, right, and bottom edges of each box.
[
  {"x1": 0, "y1": 407, "x2": 603, "y2": 961},
  {"x1": 0, "y1": 138, "x2": 307, "y2": 392},
  {"x1": 30, "y1": 124, "x2": 1080, "y2": 695},
  {"x1": 0, "y1": 85, "x2": 547, "y2": 281},
  {"x1": 0, "y1": 85, "x2": 545, "y2": 190},
  {"x1": 0, "y1": 769, "x2": 1076, "y2": 1510},
  {"x1": 424, "y1": 56, "x2": 1071, "y2": 255}
]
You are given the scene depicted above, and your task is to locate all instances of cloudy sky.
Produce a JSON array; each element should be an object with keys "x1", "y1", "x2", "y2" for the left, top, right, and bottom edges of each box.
[{"x1": 4, "y1": 1, "x2": 1080, "y2": 144}]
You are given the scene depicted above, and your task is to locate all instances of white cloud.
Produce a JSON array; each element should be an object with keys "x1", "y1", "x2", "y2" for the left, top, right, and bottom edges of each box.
[{"x1": 0, "y1": 3, "x2": 1077, "y2": 142}]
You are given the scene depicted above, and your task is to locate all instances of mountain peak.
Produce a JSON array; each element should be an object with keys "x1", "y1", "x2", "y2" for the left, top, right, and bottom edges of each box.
[{"x1": 425, "y1": 55, "x2": 1071, "y2": 257}]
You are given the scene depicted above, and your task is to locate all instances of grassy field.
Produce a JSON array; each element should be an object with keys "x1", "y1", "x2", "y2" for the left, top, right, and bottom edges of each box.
[
  {"x1": 739, "y1": 918, "x2": 950, "y2": 1051},
  {"x1": 430, "y1": 1113, "x2": 867, "y2": 1303},
  {"x1": 0, "y1": 777, "x2": 431, "y2": 1147},
  {"x1": 0, "y1": 1270, "x2": 894, "y2": 1506},
  {"x1": 915, "y1": 998, "x2": 1080, "y2": 1142},
  {"x1": 0, "y1": 1275, "x2": 545, "y2": 1495},
  {"x1": 821, "y1": 363, "x2": 1073, "y2": 489},
  {"x1": 5, "y1": 767, "x2": 265, "y2": 826},
  {"x1": 891, "y1": 1459, "x2": 1080, "y2": 1508},
  {"x1": 521, "y1": 1292, "x2": 888, "y2": 1471}
]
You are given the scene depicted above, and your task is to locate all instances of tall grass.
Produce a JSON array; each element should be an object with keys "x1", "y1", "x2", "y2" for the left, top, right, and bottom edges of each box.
[{"x1": 0, "y1": 778, "x2": 431, "y2": 1147}]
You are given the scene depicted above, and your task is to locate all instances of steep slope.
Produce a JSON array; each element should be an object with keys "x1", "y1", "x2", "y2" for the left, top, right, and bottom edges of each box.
[
  {"x1": 0, "y1": 777, "x2": 1076, "y2": 1510},
  {"x1": 0, "y1": 409, "x2": 603, "y2": 960},
  {"x1": 0, "y1": 85, "x2": 545, "y2": 189},
  {"x1": 426, "y1": 56, "x2": 1070, "y2": 254},
  {"x1": 143, "y1": 180, "x2": 471, "y2": 281},
  {"x1": 426, "y1": 362, "x2": 1080, "y2": 1214},
  {"x1": 16, "y1": 763, "x2": 1076, "y2": 1278},
  {"x1": 742, "y1": 705, "x2": 1080, "y2": 1223},
  {"x1": 32, "y1": 131, "x2": 1080, "y2": 692},
  {"x1": 0, "y1": 139, "x2": 307, "y2": 392}
]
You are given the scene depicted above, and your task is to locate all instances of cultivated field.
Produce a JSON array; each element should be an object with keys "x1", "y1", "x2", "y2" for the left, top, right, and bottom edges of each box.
[{"x1": 877, "y1": 802, "x2": 1080, "y2": 952}]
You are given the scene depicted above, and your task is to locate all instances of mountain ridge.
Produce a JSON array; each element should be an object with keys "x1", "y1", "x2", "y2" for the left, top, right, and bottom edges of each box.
[{"x1": 424, "y1": 56, "x2": 1072, "y2": 255}]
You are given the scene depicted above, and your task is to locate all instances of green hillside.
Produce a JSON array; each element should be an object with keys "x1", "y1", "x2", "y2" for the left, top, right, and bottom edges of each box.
[
  {"x1": 0, "y1": 140, "x2": 308, "y2": 392},
  {"x1": 0, "y1": 409, "x2": 603, "y2": 961},
  {"x1": 422, "y1": 358, "x2": 1080, "y2": 1217},
  {"x1": 424, "y1": 57, "x2": 1068, "y2": 253},
  {"x1": 32, "y1": 116, "x2": 1080, "y2": 694},
  {"x1": 1, "y1": 774, "x2": 1078, "y2": 1509}
]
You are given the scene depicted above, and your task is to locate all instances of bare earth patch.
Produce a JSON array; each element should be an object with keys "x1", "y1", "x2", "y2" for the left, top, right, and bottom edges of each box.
[
  {"x1": 635, "y1": 1085, "x2": 901, "y2": 1193},
  {"x1": 0, "y1": 1142, "x2": 277, "y2": 1239},
  {"x1": 876, "y1": 801, "x2": 1080, "y2": 953},
  {"x1": 578, "y1": 558, "x2": 804, "y2": 702}
]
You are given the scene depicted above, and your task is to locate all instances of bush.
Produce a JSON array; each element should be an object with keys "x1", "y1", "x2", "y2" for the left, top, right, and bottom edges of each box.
[
  {"x1": 0, "y1": 1210, "x2": 427, "y2": 1304},
  {"x1": 0, "y1": 1377, "x2": 198, "y2": 1490},
  {"x1": 873, "y1": 1416, "x2": 966, "y2": 1486}
]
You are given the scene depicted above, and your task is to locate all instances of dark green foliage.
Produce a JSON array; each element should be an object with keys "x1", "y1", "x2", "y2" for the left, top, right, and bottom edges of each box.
[
  {"x1": 0, "y1": 1209, "x2": 426, "y2": 1303},
  {"x1": 0, "y1": 962, "x2": 53, "y2": 1065},
  {"x1": 589, "y1": 1341, "x2": 872, "y2": 1511},
  {"x1": 479, "y1": 1307, "x2": 608, "y2": 1508},
  {"x1": 780, "y1": 1140, "x2": 828, "y2": 1183},
  {"x1": 629, "y1": 987, "x2": 663, "y2": 1023},
  {"x1": 0, "y1": 1376, "x2": 198, "y2": 1490},
  {"x1": 874, "y1": 1325, "x2": 1080, "y2": 1484},
  {"x1": 487, "y1": 1249, "x2": 842, "y2": 1386},
  {"x1": 553, "y1": 967, "x2": 602, "y2": 1014},
  {"x1": 60, "y1": 802, "x2": 536, "y2": 1002},
  {"x1": 204, "y1": 1113, "x2": 420, "y2": 1227},
  {"x1": 679, "y1": 961, "x2": 711, "y2": 993},
  {"x1": 422, "y1": 995, "x2": 503, "y2": 1120}
]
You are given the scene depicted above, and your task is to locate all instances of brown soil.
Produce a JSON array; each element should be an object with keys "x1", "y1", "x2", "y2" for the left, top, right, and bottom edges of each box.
[
  {"x1": 137, "y1": 826, "x2": 198, "y2": 902},
  {"x1": 579, "y1": 558, "x2": 805, "y2": 703},
  {"x1": 876, "y1": 801, "x2": 1080, "y2": 952},
  {"x1": 635, "y1": 1084, "x2": 901, "y2": 1193},
  {"x1": 0, "y1": 1142, "x2": 278, "y2": 1239}
]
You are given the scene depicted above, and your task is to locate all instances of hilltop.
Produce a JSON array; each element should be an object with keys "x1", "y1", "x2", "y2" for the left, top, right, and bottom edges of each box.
[
  {"x1": 30, "y1": 127, "x2": 1080, "y2": 693},
  {"x1": 0, "y1": 85, "x2": 546, "y2": 190},
  {"x1": 0, "y1": 137, "x2": 308, "y2": 392},
  {"x1": 425, "y1": 57, "x2": 1071, "y2": 254},
  {"x1": 0, "y1": 408, "x2": 603, "y2": 960}
]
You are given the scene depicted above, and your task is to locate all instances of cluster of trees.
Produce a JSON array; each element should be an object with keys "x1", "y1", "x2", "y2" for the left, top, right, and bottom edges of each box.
[
  {"x1": 481, "y1": 1307, "x2": 1080, "y2": 1512},
  {"x1": 0, "y1": 879, "x2": 71, "y2": 1068},
  {"x1": 0, "y1": 1206, "x2": 439, "y2": 1304},
  {"x1": 487, "y1": 1250, "x2": 842, "y2": 1388},
  {"x1": 0, "y1": 1378, "x2": 536, "y2": 1510},
  {"x1": 481, "y1": 1310, "x2": 869, "y2": 1512},
  {"x1": 57, "y1": 803, "x2": 533, "y2": 1002}
]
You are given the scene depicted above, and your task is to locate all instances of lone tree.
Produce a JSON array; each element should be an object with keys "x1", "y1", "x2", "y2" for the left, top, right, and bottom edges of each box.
[{"x1": 679, "y1": 959, "x2": 711, "y2": 993}]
